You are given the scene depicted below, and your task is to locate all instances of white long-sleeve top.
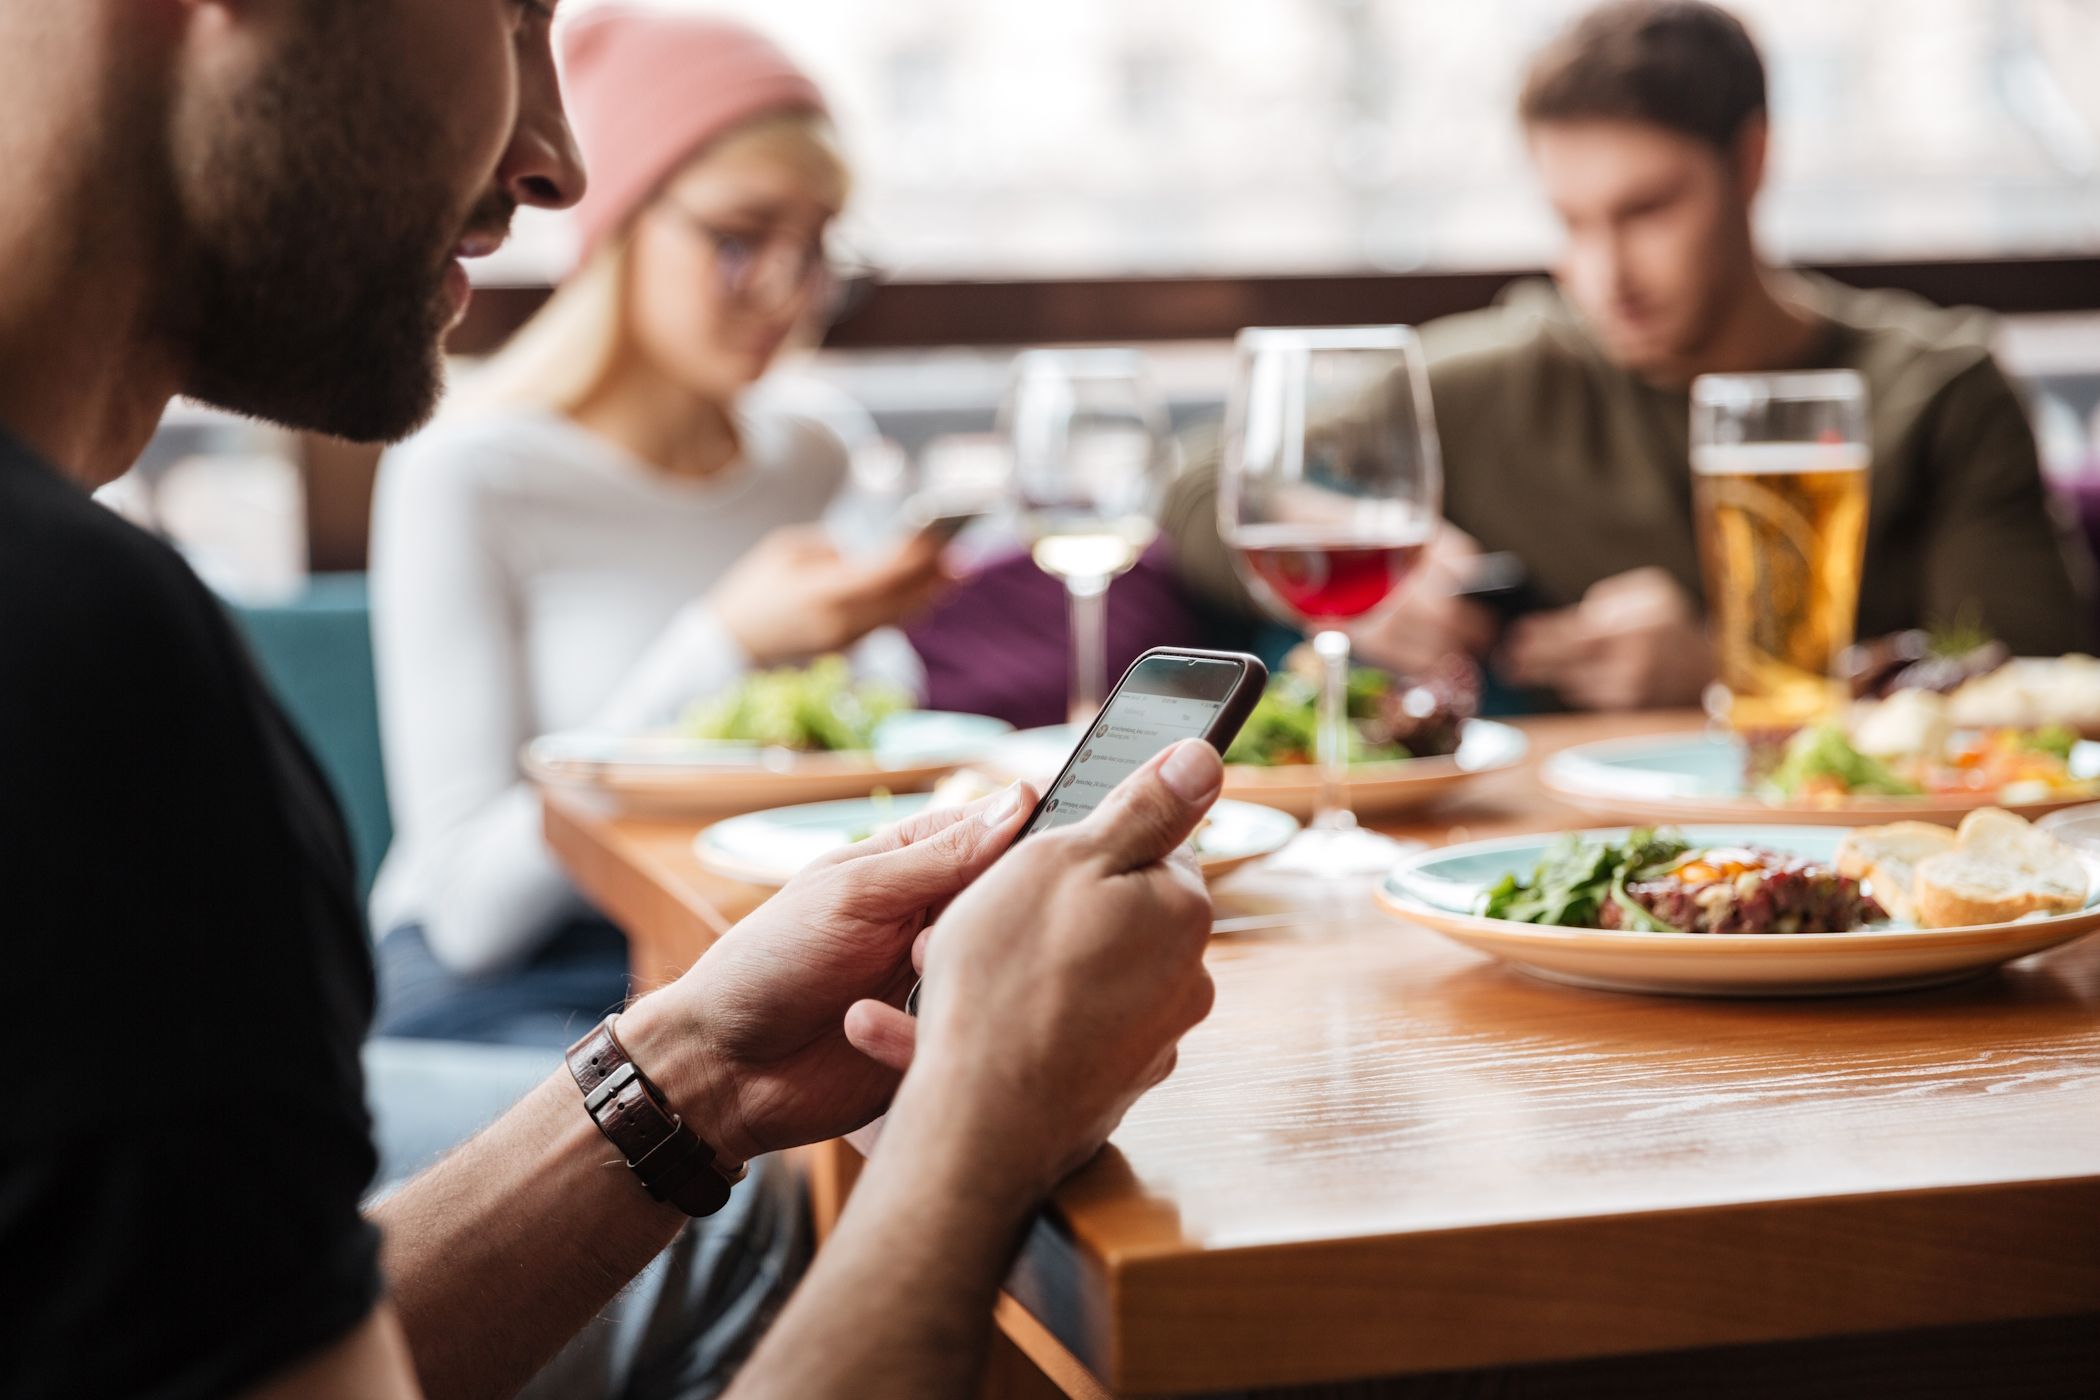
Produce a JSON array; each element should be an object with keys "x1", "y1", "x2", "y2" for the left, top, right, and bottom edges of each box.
[{"x1": 367, "y1": 404, "x2": 919, "y2": 975}]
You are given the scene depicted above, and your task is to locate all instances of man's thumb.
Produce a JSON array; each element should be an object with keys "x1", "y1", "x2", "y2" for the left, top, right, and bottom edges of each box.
[{"x1": 1076, "y1": 739, "x2": 1222, "y2": 873}]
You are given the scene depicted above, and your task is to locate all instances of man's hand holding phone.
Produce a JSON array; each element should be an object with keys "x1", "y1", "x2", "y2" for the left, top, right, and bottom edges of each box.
[
  {"x1": 710, "y1": 742, "x2": 1226, "y2": 1400},
  {"x1": 850, "y1": 739, "x2": 1223, "y2": 1194},
  {"x1": 619, "y1": 781, "x2": 1037, "y2": 1165},
  {"x1": 621, "y1": 736, "x2": 1222, "y2": 1190}
]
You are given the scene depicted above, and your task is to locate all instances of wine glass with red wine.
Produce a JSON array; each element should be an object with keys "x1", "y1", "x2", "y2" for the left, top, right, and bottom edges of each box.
[{"x1": 1218, "y1": 325, "x2": 1442, "y2": 876}]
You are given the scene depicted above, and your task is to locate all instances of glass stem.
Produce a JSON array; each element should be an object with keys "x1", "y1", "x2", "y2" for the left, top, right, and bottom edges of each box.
[
  {"x1": 1067, "y1": 575, "x2": 1111, "y2": 726},
  {"x1": 1312, "y1": 628, "x2": 1356, "y2": 832}
]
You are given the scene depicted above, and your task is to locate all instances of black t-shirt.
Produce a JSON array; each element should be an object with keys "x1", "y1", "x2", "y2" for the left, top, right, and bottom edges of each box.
[{"x1": 0, "y1": 429, "x2": 382, "y2": 1398}]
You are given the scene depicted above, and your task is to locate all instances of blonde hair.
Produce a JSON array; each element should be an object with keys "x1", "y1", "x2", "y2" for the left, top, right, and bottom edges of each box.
[{"x1": 453, "y1": 110, "x2": 849, "y2": 419}]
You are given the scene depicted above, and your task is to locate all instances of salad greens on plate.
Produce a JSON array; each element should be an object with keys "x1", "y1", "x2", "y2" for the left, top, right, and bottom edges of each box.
[
  {"x1": 1761, "y1": 725, "x2": 1920, "y2": 799},
  {"x1": 1477, "y1": 826, "x2": 1888, "y2": 935},
  {"x1": 1482, "y1": 828, "x2": 1693, "y2": 932},
  {"x1": 1758, "y1": 719, "x2": 2084, "y2": 802},
  {"x1": 1225, "y1": 666, "x2": 1412, "y2": 766},
  {"x1": 1223, "y1": 652, "x2": 1476, "y2": 768},
  {"x1": 683, "y1": 657, "x2": 912, "y2": 753}
]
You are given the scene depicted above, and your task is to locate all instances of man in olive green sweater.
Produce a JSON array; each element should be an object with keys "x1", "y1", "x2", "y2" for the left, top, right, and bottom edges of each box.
[{"x1": 1167, "y1": 0, "x2": 2092, "y2": 710}]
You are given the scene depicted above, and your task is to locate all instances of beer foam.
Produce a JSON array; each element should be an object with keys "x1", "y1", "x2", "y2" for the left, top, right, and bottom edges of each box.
[{"x1": 1692, "y1": 441, "x2": 1870, "y2": 475}]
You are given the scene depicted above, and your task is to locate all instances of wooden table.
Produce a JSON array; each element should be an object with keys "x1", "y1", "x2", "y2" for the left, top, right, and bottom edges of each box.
[{"x1": 545, "y1": 711, "x2": 2100, "y2": 1398}]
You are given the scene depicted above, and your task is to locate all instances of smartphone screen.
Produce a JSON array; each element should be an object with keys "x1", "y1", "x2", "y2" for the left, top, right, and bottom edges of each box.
[
  {"x1": 1022, "y1": 652, "x2": 1258, "y2": 836},
  {"x1": 904, "y1": 648, "x2": 1262, "y2": 1018}
]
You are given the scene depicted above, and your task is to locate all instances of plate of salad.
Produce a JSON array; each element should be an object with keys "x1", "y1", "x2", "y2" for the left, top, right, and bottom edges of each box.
[
  {"x1": 1542, "y1": 697, "x2": 2098, "y2": 828},
  {"x1": 1375, "y1": 819, "x2": 2100, "y2": 996},
  {"x1": 1219, "y1": 653, "x2": 1527, "y2": 819},
  {"x1": 524, "y1": 657, "x2": 1010, "y2": 816}
]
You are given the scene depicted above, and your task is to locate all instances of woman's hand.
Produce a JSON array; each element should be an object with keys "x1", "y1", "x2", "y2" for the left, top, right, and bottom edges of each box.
[{"x1": 709, "y1": 524, "x2": 951, "y2": 666}]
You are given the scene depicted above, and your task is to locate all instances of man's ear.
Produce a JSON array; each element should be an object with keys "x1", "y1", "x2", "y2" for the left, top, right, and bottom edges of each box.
[{"x1": 1729, "y1": 113, "x2": 1769, "y2": 205}]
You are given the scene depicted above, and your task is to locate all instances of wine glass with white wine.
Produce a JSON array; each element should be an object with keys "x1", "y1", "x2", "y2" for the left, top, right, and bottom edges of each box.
[{"x1": 1001, "y1": 349, "x2": 1176, "y2": 725}]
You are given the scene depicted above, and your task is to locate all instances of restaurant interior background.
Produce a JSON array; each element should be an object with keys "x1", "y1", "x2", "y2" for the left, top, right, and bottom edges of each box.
[{"x1": 110, "y1": 0, "x2": 2100, "y2": 602}]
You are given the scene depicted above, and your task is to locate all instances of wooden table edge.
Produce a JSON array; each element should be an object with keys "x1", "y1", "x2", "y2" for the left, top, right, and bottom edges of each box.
[
  {"x1": 543, "y1": 791, "x2": 746, "y2": 972},
  {"x1": 1072, "y1": 1173, "x2": 2100, "y2": 1393}
]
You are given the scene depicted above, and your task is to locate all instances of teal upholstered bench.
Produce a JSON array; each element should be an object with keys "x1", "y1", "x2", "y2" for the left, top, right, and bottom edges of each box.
[{"x1": 226, "y1": 573, "x2": 392, "y2": 905}]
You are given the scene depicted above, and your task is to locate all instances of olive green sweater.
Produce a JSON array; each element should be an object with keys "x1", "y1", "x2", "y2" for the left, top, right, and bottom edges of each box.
[{"x1": 1167, "y1": 275, "x2": 2093, "y2": 655}]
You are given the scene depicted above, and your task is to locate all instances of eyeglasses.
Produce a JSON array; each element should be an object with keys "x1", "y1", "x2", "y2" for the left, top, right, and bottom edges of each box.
[{"x1": 662, "y1": 205, "x2": 879, "y2": 323}]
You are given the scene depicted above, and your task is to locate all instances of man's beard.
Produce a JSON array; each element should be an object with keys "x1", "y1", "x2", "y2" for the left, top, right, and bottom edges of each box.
[{"x1": 166, "y1": 12, "x2": 503, "y2": 443}]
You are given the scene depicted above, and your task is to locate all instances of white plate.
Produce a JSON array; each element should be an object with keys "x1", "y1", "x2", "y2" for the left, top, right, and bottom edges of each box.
[
  {"x1": 1375, "y1": 824, "x2": 2100, "y2": 998},
  {"x1": 984, "y1": 719, "x2": 1529, "y2": 820},
  {"x1": 524, "y1": 712, "x2": 1011, "y2": 817},
  {"x1": 1543, "y1": 731, "x2": 2100, "y2": 827},
  {"x1": 695, "y1": 793, "x2": 1300, "y2": 888}
]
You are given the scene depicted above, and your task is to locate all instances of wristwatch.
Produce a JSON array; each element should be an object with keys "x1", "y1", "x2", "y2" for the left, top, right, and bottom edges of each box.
[{"x1": 565, "y1": 1015, "x2": 747, "y2": 1217}]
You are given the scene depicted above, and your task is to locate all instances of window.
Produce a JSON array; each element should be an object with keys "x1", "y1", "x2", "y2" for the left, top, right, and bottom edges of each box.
[{"x1": 485, "y1": 0, "x2": 2100, "y2": 284}]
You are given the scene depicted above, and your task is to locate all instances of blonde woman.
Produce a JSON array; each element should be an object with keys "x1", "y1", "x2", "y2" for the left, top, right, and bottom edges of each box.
[{"x1": 369, "y1": 9, "x2": 944, "y2": 1044}]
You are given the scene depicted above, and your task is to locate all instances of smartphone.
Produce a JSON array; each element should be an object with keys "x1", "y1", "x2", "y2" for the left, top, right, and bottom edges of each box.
[
  {"x1": 911, "y1": 510, "x2": 983, "y2": 546},
  {"x1": 901, "y1": 494, "x2": 989, "y2": 545},
  {"x1": 1014, "y1": 647, "x2": 1266, "y2": 837},
  {"x1": 1452, "y1": 551, "x2": 1539, "y2": 624},
  {"x1": 904, "y1": 647, "x2": 1266, "y2": 1016}
]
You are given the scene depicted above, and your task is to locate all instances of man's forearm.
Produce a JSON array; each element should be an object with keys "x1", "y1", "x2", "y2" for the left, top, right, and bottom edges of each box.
[
  {"x1": 369, "y1": 1001, "x2": 726, "y2": 1400},
  {"x1": 370, "y1": 1069, "x2": 682, "y2": 1399},
  {"x1": 724, "y1": 1075, "x2": 1048, "y2": 1400}
]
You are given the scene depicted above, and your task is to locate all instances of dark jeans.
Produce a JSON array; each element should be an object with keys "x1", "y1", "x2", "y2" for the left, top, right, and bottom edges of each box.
[
  {"x1": 361, "y1": 1039, "x2": 812, "y2": 1400},
  {"x1": 375, "y1": 915, "x2": 634, "y2": 1048}
]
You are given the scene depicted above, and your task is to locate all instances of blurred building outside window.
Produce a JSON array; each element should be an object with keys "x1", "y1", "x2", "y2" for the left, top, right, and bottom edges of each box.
[{"x1": 477, "y1": 0, "x2": 2100, "y2": 286}]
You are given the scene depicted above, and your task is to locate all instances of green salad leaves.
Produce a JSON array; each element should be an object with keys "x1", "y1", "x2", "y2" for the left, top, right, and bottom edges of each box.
[
  {"x1": 683, "y1": 656, "x2": 912, "y2": 752},
  {"x1": 1762, "y1": 725, "x2": 1921, "y2": 799},
  {"x1": 1223, "y1": 668, "x2": 1410, "y2": 767},
  {"x1": 2023, "y1": 724, "x2": 2077, "y2": 763},
  {"x1": 1482, "y1": 827, "x2": 1693, "y2": 932}
]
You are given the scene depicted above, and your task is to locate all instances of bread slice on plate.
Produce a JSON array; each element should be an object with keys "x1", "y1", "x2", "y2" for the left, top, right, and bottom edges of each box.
[
  {"x1": 1836, "y1": 822, "x2": 1957, "y2": 924},
  {"x1": 1911, "y1": 808, "x2": 2090, "y2": 929}
]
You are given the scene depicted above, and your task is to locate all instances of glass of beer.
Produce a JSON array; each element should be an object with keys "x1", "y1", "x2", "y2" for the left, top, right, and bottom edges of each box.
[{"x1": 1691, "y1": 370, "x2": 1871, "y2": 733}]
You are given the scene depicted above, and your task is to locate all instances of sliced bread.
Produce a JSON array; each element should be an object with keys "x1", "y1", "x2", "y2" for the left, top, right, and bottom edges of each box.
[
  {"x1": 1835, "y1": 821, "x2": 1957, "y2": 923},
  {"x1": 1911, "y1": 808, "x2": 2089, "y2": 929}
]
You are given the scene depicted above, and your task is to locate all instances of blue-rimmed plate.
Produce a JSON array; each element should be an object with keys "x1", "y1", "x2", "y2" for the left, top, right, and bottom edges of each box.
[
  {"x1": 696, "y1": 792, "x2": 1299, "y2": 888},
  {"x1": 1543, "y1": 731, "x2": 2100, "y2": 828},
  {"x1": 1376, "y1": 824, "x2": 2100, "y2": 997}
]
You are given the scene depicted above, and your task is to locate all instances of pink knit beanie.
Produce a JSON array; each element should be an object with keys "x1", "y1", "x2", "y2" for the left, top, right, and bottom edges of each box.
[{"x1": 559, "y1": 7, "x2": 828, "y2": 266}]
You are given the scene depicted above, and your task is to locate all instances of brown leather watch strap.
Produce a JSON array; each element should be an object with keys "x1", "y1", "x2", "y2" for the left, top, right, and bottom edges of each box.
[{"x1": 566, "y1": 1016, "x2": 746, "y2": 1217}]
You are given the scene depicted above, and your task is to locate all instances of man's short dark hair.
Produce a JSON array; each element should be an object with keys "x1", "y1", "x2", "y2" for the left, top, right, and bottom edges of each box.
[{"x1": 1519, "y1": 0, "x2": 1767, "y2": 152}]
